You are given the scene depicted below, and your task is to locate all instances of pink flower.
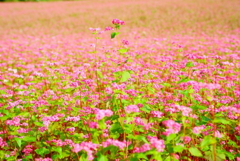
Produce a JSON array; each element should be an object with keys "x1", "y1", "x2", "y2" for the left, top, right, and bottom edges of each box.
[
  {"x1": 214, "y1": 130, "x2": 222, "y2": 138},
  {"x1": 147, "y1": 136, "x2": 165, "y2": 152},
  {"x1": 89, "y1": 27, "x2": 101, "y2": 32},
  {"x1": 35, "y1": 158, "x2": 52, "y2": 161},
  {"x1": 112, "y1": 19, "x2": 124, "y2": 25},
  {"x1": 102, "y1": 139, "x2": 127, "y2": 149},
  {"x1": 65, "y1": 116, "x2": 80, "y2": 122},
  {"x1": 22, "y1": 145, "x2": 33, "y2": 155},
  {"x1": 38, "y1": 126, "x2": 48, "y2": 132},
  {"x1": 172, "y1": 153, "x2": 180, "y2": 160},
  {"x1": 122, "y1": 39, "x2": 129, "y2": 45},
  {"x1": 0, "y1": 137, "x2": 7, "y2": 147},
  {"x1": 17, "y1": 128, "x2": 30, "y2": 134},
  {"x1": 66, "y1": 127, "x2": 75, "y2": 132},
  {"x1": 105, "y1": 26, "x2": 114, "y2": 31},
  {"x1": 89, "y1": 122, "x2": 98, "y2": 129},
  {"x1": 95, "y1": 109, "x2": 113, "y2": 120},
  {"x1": 150, "y1": 111, "x2": 164, "y2": 118},
  {"x1": 182, "y1": 136, "x2": 191, "y2": 144},
  {"x1": 162, "y1": 120, "x2": 182, "y2": 136},
  {"x1": 192, "y1": 125, "x2": 206, "y2": 134},
  {"x1": 133, "y1": 143, "x2": 151, "y2": 153},
  {"x1": 72, "y1": 142, "x2": 99, "y2": 161},
  {"x1": 125, "y1": 105, "x2": 140, "y2": 113}
]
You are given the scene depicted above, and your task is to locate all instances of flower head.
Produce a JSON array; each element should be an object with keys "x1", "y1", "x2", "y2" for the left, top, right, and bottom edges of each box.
[{"x1": 112, "y1": 19, "x2": 124, "y2": 25}]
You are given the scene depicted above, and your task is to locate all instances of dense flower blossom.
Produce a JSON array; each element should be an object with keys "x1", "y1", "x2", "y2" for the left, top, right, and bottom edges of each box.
[
  {"x1": 17, "y1": 128, "x2": 30, "y2": 134},
  {"x1": 89, "y1": 121, "x2": 98, "y2": 128},
  {"x1": 89, "y1": 27, "x2": 101, "y2": 32},
  {"x1": 214, "y1": 130, "x2": 223, "y2": 138},
  {"x1": 35, "y1": 158, "x2": 53, "y2": 161},
  {"x1": 66, "y1": 127, "x2": 75, "y2": 132},
  {"x1": 22, "y1": 145, "x2": 34, "y2": 155},
  {"x1": 122, "y1": 39, "x2": 129, "y2": 45},
  {"x1": 112, "y1": 19, "x2": 124, "y2": 25},
  {"x1": 102, "y1": 139, "x2": 129, "y2": 149},
  {"x1": 95, "y1": 109, "x2": 113, "y2": 120},
  {"x1": 182, "y1": 136, "x2": 191, "y2": 144},
  {"x1": 133, "y1": 143, "x2": 151, "y2": 153},
  {"x1": 65, "y1": 116, "x2": 80, "y2": 122},
  {"x1": 6, "y1": 117, "x2": 21, "y2": 126},
  {"x1": 105, "y1": 26, "x2": 114, "y2": 31},
  {"x1": 192, "y1": 125, "x2": 206, "y2": 134},
  {"x1": 162, "y1": 120, "x2": 182, "y2": 136},
  {"x1": 72, "y1": 142, "x2": 99, "y2": 160},
  {"x1": 0, "y1": 137, "x2": 7, "y2": 147},
  {"x1": 147, "y1": 136, "x2": 165, "y2": 152},
  {"x1": 150, "y1": 111, "x2": 164, "y2": 118},
  {"x1": 125, "y1": 105, "x2": 140, "y2": 113},
  {"x1": 0, "y1": 9, "x2": 239, "y2": 160}
]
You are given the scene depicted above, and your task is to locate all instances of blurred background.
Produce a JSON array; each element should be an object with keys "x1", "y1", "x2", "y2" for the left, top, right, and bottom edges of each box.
[{"x1": 0, "y1": 0, "x2": 239, "y2": 37}]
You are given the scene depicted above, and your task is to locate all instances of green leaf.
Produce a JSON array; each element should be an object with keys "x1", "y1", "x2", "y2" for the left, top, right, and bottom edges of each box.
[
  {"x1": 124, "y1": 124, "x2": 133, "y2": 134},
  {"x1": 99, "y1": 119, "x2": 106, "y2": 129},
  {"x1": 52, "y1": 154, "x2": 59, "y2": 160},
  {"x1": 174, "y1": 145, "x2": 184, "y2": 153},
  {"x1": 111, "y1": 32, "x2": 119, "y2": 39},
  {"x1": 177, "y1": 77, "x2": 192, "y2": 84},
  {"x1": 189, "y1": 147, "x2": 203, "y2": 157},
  {"x1": 164, "y1": 156, "x2": 171, "y2": 161},
  {"x1": 136, "y1": 153, "x2": 148, "y2": 159},
  {"x1": 213, "y1": 117, "x2": 230, "y2": 124},
  {"x1": 130, "y1": 158, "x2": 138, "y2": 161},
  {"x1": 166, "y1": 133, "x2": 177, "y2": 142},
  {"x1": 190, "y1": 104, "x2": 208, "y2": 110},
  {"x1": 225, "y1": 151, "x2": 235, "y2": 160},
  {"x1": 79, "y1": 153, "x2": 88, "y2": 161},
  {"x1": 200, "y1": 136, "x2": 216, "y2": 149},
  {"x1": 35, "y1": 147, "x2": 50, "y2": 156},
  {"x1": 110, "y1": 122, "x2": 123, "y2": 133},
  {"x1": 24, "y1": 154, "x2": 32, "y2": 160},
  {"x1": 97, "y1": 70, "x2": 103, "y2": 79},
  {"x1": 141, "y1": 105, "x2": 152, "y2": 113},
  {"x1": 235, "y1": 135, "x2": 240, "y2": 140},
  {"x1": 217, "y1": 153, "x2": 226, "y2": 160},
  {"x1": 34, "y1": 121, "x2": 43, "y2": 126},
  {"x1": 186, "y1": 61, "x2": 194, "y2": 67},
  {"x1": 199, "y1": 116, "x2": 211, "y2": 125},
  {"x1": 0, "y1": 109, "x2": 9, "y2": 116},
  {"x1": 23, "y1": 136, "x2": 36, "y2": 142},
  {"x1": 0, "y1": 150, "x2": 4, "y2": 159},
  {"x1": 162, "y1": 83, "x2": 171, "y2": 87},
  {"x1": 52, "y1": 147, "x2": 63, "y2": 158},
  {"x1": 118, "y1": 48, "x2": 128, "y2": 54},
  {"x1": 96, "y1": 153, "x2": 108, "y2": 161},
  {"x1": 120, "y1": 71, "x2": 131, "y2": 82},
  {"x1": 135, "y1": 135, "x2": 148, "y2": 143},
  {"x1": 14, "y1": 137, "x2": 22, "y2": 148}
]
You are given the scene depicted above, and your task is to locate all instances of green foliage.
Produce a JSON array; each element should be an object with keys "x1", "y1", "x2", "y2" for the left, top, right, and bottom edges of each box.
[
  {"x1": 189, "y1": 147, "x2": 203, "y2": 157},
  {"x1": 35, "y1": 147, "x2": 50, "y2": 156},
  {"x1": 120, "y1": 71, "x2": 131, "y2": 82},
  {"x1": 111, "y1": 32, "x2": 119, "y2": 39},
  {"x1": 118, "y1": 48, "x2": 128, "y2": 54}
]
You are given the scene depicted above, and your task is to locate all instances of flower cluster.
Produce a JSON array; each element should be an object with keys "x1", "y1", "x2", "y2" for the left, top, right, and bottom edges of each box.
[
  {"x1": 95, "y1": 109, "x2": 113, "y2": 120},
  {"x1": 162, "y1": 120, "x2": 182, "y2": 136},
  {"x1": 112, "y1": 19, "x2": 125, "y2": 25},
  {"x1": 124, "y1": 105, "x2": 140, "y2": 113}
]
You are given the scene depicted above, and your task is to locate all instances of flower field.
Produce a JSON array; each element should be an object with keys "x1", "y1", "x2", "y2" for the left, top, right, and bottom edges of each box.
[{"x1": 0, "y1": 0, "x2": 239, "y2": 160}]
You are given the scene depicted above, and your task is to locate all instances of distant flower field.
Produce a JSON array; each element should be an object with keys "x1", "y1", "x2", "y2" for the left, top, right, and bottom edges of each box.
[{"x1": 0, "y1": 0, "x2": 239, "y2": 160}]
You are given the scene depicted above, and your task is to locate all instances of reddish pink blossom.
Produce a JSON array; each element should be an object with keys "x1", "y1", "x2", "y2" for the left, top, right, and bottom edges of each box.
[
  {"x1": 125, "y1": 105, "x2": 140, "y2": 113},
  {"x1": 112, "y1": 19, "x2": 124, "y2": 25}
]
